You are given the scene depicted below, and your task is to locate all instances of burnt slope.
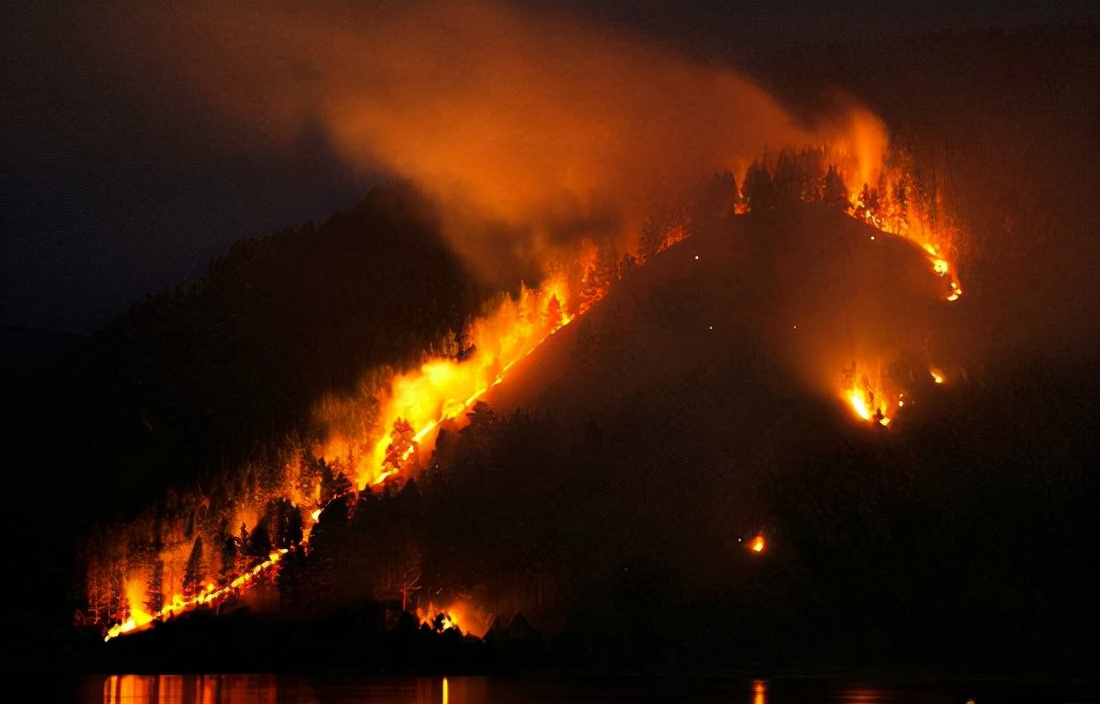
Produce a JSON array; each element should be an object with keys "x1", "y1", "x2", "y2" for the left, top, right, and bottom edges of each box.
[{"x1": 401, "y1": 206, "x2": 1096, "y2": 674}]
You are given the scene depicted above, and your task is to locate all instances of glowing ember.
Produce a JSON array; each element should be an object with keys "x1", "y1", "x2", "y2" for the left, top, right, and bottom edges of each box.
[
  {"x1": 749, "y1": 535, "x2": 766, "y2": 553},
  {"x1": 930, "y1": 368, "x2": 945, "y2": 384}
]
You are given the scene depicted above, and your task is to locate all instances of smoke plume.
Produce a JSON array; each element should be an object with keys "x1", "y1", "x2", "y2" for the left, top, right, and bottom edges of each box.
[{"x1": 103, "y1": 0, "x2": 884, "y2": 280}]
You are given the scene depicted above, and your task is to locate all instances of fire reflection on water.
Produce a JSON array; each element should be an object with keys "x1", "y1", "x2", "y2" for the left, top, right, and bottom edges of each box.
[
  {"x1": 101, "y1": 675, "x2": 284, "y2": 704},
  {"x1": 753, "y1": 679, "x2": 767, "y2": 704},
  {"x1": 99, "y1": 674, "x2": 477, "y2": 704}
]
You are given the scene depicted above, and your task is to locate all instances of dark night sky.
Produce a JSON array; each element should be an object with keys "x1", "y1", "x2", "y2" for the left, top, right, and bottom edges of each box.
[{"x1": 2, "y1": 1, "x2": 1095, "y2": 332}]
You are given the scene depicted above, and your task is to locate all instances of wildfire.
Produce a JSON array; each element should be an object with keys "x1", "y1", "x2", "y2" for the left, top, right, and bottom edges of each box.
[
  {"x1": 842, "y1": 362, "x2": 899, "y2": 427},
  {"x1": 104, "y1": 550, "x2": 287, "y2": 642},
  {"x1": 314, "y1": 264, "x2": 607, "y2": 488},
  {"x1": 416, "y1": 600, "x2": 493, "y2": 637},
  {"x1": 846, "y1": 172, "x2": 963, "y2": 301},
  {"x1": 655, "y1": 224, "x2": 687, "y2": 254},
  {"x1": 89, "y1": 127, "x2": 972, "y2": 640}
]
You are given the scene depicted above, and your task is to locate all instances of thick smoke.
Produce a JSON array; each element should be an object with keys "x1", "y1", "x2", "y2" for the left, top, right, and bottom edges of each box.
[{"x1": 103, "y1": 0, "x2": 882, "y2": 281}]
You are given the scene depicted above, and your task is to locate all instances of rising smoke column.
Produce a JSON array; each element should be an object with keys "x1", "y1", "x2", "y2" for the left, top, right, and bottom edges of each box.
[{"x1": 102, "y1": 0, "x2": 885, "y2": 278}]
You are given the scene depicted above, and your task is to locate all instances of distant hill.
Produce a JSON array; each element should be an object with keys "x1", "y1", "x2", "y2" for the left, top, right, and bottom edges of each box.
[{"x1": 11, "y1": 181, "x2": 483, "y2": 524}]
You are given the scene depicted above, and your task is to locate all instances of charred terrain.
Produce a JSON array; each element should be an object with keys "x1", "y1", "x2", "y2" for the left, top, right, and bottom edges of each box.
[{"x1": 2, "y1": 19, "x2": 1097, "y2": 686}]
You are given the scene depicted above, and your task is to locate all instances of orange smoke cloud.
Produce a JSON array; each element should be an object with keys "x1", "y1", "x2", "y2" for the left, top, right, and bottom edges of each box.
[{"x1": 106, "y1": 1, "x2": 885, "y2": 277}]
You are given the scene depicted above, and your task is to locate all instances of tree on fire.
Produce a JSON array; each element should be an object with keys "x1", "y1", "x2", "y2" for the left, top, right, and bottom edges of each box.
[
  {"x1": 384, "y1": 418, "x2": 419, "y2": 473},
  {"x1": 856, "y1": 183, "x2": 882, "y2": 221}
]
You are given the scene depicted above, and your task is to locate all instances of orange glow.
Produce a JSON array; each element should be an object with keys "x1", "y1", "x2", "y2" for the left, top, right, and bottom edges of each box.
[
  {"x1": 842, "y1": 362, "x2": 900, "y2": 428},
  {"x1": 753, "y1": 680, "x2": 768, "y2": 704},
  {"x1": 318, "y1": 272, "x2": 583, "y2": 489},
  {"x1": 86, "y1": 75, "x2": 973, "y2": 636},
  {"x1": 930, "y1": 368, "x2": 945, "y2": 384},
  {"x1": 417, "y1": 600, "x2": 494, "y2": 638},
  {"x1": 83, "y1": 0, "x2": 942, "y2": 630},
  {"x1": 655, "y1": 224, "x2": 687, "y2": 254},
  {"x1": 103, "y1": 675, "x2": 278, "y2": 704},
  {"x1": 105, "y1": 549, "x2": 288, "y2": 642}
]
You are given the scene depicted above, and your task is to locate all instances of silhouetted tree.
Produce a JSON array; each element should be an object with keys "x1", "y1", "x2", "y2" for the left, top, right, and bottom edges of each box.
[
  {"x1": 822, "y1": 164, "x2": 850, "y2": 211},
  {"x1": 773, "y1": 150, "x2": 802, "y2": 206},
  {"x1": 741, "y1": 161, "x2": 777, "y2": 211},
  {"x1": 183, "y1": 536, "x2": 204, "y2": 599}
]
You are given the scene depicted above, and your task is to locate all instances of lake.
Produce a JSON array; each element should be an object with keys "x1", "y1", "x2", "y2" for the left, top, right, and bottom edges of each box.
[{"x1": 72, "y1": 674, "x2": 1095, "y2": 704}]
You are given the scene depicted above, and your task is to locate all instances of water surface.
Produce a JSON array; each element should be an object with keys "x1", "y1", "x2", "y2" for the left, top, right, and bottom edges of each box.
[{"x1": 81, "y1": 674, "x2": 1093, "y2": 704}]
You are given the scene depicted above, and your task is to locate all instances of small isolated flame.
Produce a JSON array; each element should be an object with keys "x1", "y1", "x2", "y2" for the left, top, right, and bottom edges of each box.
[
  {"x1": 842, "y1": 364, "x2": 899, "y2": 427},
  {"x1": 930, "y1": 368, "x2": 945, "y2": 384},
  {"x1": 846, "y1": 387, "x2": 891, "y2": 427},
  {"x1": 749, "y1": 534, "x2": 766, "y2": 553},
  {"x1": 417, "y1": 600, "x2": 493, "y2": 637}
]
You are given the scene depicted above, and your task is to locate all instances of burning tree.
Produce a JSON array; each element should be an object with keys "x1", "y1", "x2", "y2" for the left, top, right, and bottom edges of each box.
[{"x1": 383, "y1": 418, "x2": 419, "y2": 474}]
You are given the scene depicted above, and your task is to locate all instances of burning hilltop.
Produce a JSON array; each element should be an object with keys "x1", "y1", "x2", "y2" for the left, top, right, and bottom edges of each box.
[
  {"x1": 79, "y1": 138, "x2": 968, "y2": 643},
  {"x1": 61, "y1": 0, "x2": 981, "y2": 649}
]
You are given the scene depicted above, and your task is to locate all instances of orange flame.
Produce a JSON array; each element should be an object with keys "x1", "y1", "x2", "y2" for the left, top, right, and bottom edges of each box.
[
  {"x1": 104, "y1": 550, "x2": 288, "y2": 642},
  {"x1": 842, "y1": 362, "x2": 900, "y2": 428},
  {"x1": 318, "y1": 270, "x2": 588, "y2": 489},
  {"x1": 416, "y1": 600, "x2": 494, "y2": 638}
]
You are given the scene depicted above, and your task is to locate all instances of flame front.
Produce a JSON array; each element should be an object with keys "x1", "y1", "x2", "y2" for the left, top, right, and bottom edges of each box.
[{"x1": 318, "y1": 271, "x2": 588, "y2": 489}]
